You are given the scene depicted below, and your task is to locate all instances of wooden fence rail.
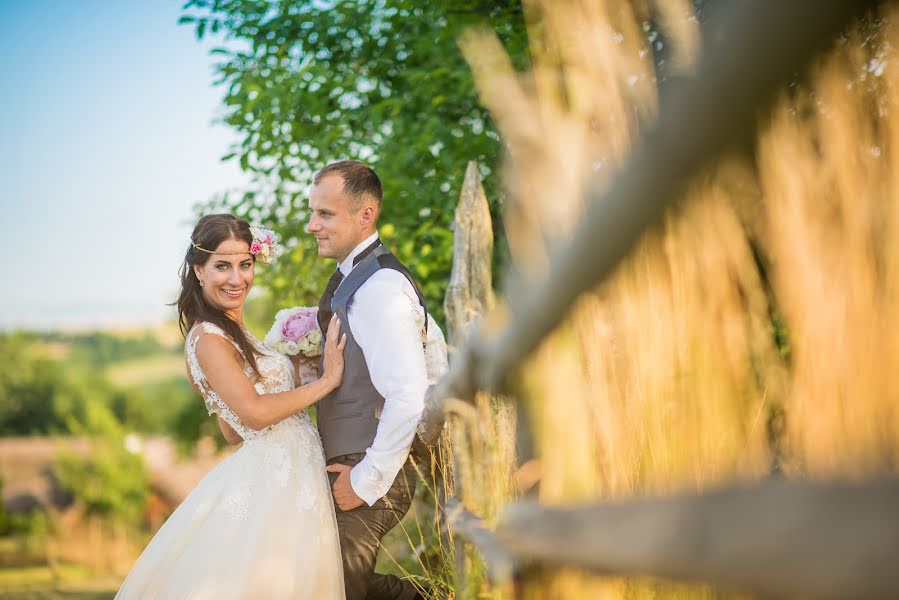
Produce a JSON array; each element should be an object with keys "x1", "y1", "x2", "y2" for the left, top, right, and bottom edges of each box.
[
  {"x1": 420, "y1": 1, "x2": 899, "y2": 598},
  {"x1": 498, "y1": 479, "x2": 899, "y2": 599}
]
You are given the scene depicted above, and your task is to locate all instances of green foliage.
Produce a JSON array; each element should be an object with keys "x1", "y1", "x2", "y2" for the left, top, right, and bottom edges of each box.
[
  {"x1": 181, "y1": 0, "x2": 530, "y2": 322},
  {"x1": 55, "y1": 444, "x2": 148, "y2": 525},
  {"x1": 61, "y1": 331, "x2": 166, "y2": 369},
  {"x1": 109, "y1": 377, "x2": 199, "y2": 436},
  {"x1": 54, "y1": 402, "x2": 149, "y2": 525},
  {"x1": 0, "y1": 330, "x2": 218, "y2": 530},
  {"x1": 0, "y1": 332, "x2": 210, "y2": 451},
  {"x1": 170, "y1": 380, "x2": 232, "y2": 455},
  {"x1": 0, "y1": 475, "x2": 8, "y2": 535},
  {"x1": 0, "y1": 332, "x2": 69, "y2": 435},
  {"x1": 3, "y1": 509, "x2": 51, "y2": 541}
]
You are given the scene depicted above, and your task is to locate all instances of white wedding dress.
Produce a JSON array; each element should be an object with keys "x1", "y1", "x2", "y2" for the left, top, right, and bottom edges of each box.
[{"x1": 116, "y1": 322, "x2": 344, "y2": 599}]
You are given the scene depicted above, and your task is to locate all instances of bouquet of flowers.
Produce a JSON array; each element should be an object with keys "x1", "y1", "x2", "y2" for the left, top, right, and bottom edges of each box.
[{"x1": 263, "y1": 306, "x2": 322, "y2": 384}]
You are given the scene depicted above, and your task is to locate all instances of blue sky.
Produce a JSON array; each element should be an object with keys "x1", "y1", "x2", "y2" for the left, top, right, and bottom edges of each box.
[{"x1": 0, "y1": 1, "x2": 252, "y2": 330}]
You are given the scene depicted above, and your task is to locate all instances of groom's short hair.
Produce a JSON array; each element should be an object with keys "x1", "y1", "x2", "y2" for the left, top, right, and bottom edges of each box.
[{"x1": 313, "y1": 160, "x2": 382, "y2": 212}]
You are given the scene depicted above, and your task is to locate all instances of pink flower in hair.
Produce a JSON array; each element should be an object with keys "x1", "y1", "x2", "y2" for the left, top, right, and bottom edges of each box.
[{"x1": 248, "y1": 225, "x2": 281, "y2": 264}]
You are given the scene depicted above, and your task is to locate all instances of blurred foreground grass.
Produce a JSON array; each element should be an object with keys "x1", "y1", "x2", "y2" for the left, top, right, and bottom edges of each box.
[{"x1": 0, "y1": 565, "x2": 117, "y2": 600}]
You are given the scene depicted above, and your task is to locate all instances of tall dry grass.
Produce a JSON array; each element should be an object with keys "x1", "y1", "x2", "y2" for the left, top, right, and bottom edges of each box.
[
  {"x1": 759, "y1": 17, "x2": 899, "y2": 477},
  {"x1": 441, "y1": 1, "x2": 899, "y2": 598}
]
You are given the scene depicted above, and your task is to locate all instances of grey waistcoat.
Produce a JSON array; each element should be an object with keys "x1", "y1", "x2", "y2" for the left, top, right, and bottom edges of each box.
[{"x1": 316, "y1": 246, "x2": 425, "y2": 461}]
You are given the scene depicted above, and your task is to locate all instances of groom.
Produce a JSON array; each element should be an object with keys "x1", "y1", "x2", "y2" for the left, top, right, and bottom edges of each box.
[{"x1": 307, "y1": 160, "x2": 428, "y2": 600}]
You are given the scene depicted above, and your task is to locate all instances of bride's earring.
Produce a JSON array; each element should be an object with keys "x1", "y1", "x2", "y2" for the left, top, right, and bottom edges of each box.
[{"x1": 199, "y1": 280, "x2": 205, "y2": 287}]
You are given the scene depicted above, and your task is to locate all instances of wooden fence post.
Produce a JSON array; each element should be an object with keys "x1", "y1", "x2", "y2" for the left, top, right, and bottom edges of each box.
[
  {"x1": 443, "y1": 160, "x2": 495, "y2": 350},
  {"x1": 417, "y1": 161, "x2": 495, "y2": 446}
]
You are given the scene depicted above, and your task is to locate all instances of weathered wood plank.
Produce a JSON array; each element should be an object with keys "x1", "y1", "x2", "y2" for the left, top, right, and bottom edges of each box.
[
  {"x1": 419, "y1": 161, "x2": 495, "y2": 446},
  {"x1": 443, "y1": 160, "x2": 495, "y2": 350},
  {"x1": 497, "y1": 479, "x2": 899, "y2": 599},
  {"x1": 444, "y1": 497, "x2": 518, "y2": 585}
]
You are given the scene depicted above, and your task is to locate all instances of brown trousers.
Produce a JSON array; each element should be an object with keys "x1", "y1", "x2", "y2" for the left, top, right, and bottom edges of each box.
[{"x1": 328, "y1": 454, "x2": 423, "y2": 600}]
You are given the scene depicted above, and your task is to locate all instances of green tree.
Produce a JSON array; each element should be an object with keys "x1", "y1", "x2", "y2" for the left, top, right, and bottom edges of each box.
[
  {"x1": 54, "y1": 399, "x2": 149, "y2": 526},
  {"x1": 0, "y1": 332, "x2": 69, "y2": 435},
  {"x1": 0, "y1": 332, "x2": 212, "y2": 450},
  {"x1": 180, "y1": 0, "x2": 529, "y2": 320},
  {"x1": 65, "y1": 331, "x2": 164, "y2": 368}
]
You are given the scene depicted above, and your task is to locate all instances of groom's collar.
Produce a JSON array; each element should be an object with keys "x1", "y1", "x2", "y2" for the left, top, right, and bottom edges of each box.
[{"x1": 338, "y1": 232, "x2": 381, "y2": 277}]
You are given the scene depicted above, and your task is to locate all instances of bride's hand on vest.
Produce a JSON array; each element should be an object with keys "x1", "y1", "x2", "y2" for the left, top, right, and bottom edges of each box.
[{"x1": 321, "y1": 314, "x2": 348, "y2": 390}]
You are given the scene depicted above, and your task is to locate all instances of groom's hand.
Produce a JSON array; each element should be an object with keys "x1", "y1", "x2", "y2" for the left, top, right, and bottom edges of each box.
[{"x1": 326, "y1": 463, "x2": 365, "y2": 511}]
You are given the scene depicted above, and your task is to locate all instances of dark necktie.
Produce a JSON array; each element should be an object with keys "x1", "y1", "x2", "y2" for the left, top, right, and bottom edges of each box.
[
  {"x1": 317, "y1": 238, "x2": 383, "y2": 335},
  {"x1": 317, "y1": 269, "x2": 344, "y2": 335}
]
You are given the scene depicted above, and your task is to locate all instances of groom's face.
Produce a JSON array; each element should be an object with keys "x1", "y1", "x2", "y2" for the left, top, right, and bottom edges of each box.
[{"x1": 306, "y1": 174, "x2": 363, "y2": 263}]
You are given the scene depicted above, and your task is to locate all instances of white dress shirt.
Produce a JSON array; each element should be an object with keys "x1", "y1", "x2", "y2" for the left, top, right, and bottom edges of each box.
[{"x1": 338, "y1": 233, "x2": 429, "y2": 505}]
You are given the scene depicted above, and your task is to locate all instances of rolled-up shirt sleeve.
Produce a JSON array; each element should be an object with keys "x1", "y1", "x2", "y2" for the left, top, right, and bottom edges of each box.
[{"x1": 347, "y1": 269, "x2": 428, "y2": 505}]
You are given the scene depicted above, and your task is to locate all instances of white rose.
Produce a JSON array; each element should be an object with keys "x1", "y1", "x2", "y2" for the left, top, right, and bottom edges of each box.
[
  {"x1": 274, "y1": 307, "x2": 294, "y2": 321},
  {"x1": 299, "y1": 329, "x2": 323, "y2": 357},
  {"x1": 283, "y1": 340, "x2": 300, "y2": 355}
]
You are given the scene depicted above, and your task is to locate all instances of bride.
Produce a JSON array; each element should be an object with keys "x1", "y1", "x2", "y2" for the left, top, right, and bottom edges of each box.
[{"x1": 116, "y1": 214, "x2": 347, "y2": 599}]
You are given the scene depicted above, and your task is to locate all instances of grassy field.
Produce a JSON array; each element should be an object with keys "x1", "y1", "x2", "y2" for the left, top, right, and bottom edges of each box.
[
  {"x1": 104, "y1": 354, "x2": 185, "y2": 388},
  {"x1": 0, "y1": 565, "x2": 118, "y2": 600}
]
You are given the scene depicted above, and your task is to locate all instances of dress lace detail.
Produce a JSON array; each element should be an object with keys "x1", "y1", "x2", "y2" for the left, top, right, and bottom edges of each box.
[
  {"x1": 116, "y1": 322, "x2": 344, "y2": 599},
  {"x1": 185, "y1": 321, "x2": 315, "y2": 442},
  {"x1": 183, "y1": 322, "x2": 329, "y2": 513},
  {"x1": 221, "y1": 481, "x2": 252, "y2": 521}
]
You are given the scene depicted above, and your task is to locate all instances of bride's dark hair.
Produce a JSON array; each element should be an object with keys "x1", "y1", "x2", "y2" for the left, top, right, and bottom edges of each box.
[{"x1": 176, "y1": 214, "x2": 261, "y2": 377}]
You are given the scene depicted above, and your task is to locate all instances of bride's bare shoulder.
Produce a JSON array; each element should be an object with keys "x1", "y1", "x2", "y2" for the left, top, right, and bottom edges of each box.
[{"x1": 186, "y1": 323, "x2": 242, "y2": 364}]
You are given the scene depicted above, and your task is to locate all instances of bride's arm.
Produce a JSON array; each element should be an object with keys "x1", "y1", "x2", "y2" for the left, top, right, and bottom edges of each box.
[{"x1": 196, "y1": 316, "x2": 347, "y2": 430}]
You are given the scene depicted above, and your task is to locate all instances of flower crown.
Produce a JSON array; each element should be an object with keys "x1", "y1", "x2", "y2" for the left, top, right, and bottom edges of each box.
[
  {"x1": 191, "y1": 225, "x2": 281, "y2": 264},
  {"x1": 248, "y1": 226, "x2": 281, "y2": 264}
]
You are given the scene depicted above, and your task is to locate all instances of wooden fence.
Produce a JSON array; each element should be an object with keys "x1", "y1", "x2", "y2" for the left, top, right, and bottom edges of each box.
[{"x1": 419, "y1": 1, "x2": 899, "y2": 598}]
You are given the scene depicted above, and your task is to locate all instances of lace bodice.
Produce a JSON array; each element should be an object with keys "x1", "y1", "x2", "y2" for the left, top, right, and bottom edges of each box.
[{"x1": 185, "y1": 321, "x2": 309, "y2": 441}]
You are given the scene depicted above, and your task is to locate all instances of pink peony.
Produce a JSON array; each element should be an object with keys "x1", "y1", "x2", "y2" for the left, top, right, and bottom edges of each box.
[
  {"x1": 281, "y1": 309, "x2": 318, "y2": 342},
  {"x1": 250, "y1": 241, "x2": 263, "y2": 255}
]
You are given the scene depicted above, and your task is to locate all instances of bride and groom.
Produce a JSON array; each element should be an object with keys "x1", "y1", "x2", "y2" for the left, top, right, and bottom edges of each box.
[{"x1": 116, "y1": 160, "x2": 440, "y2": 599}]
